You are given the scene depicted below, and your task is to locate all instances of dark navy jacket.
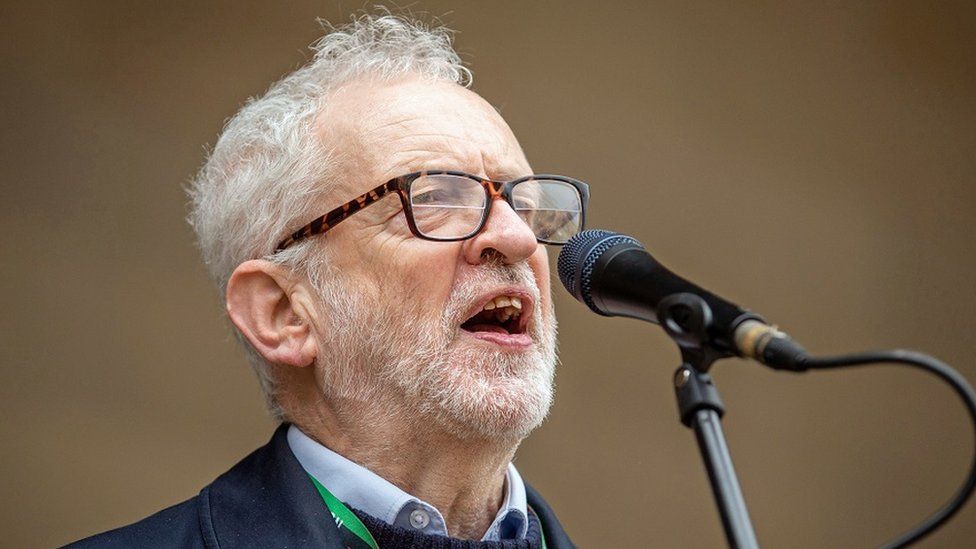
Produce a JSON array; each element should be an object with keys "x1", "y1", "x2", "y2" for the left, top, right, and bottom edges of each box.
[{"x1": 67, "y1": 424, "x2": 575, "y2": 548}]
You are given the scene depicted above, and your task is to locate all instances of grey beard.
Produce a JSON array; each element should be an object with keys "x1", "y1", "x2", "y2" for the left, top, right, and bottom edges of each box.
[{"x1": 311, "y1": 257, "x2": 558, "y2": 441}]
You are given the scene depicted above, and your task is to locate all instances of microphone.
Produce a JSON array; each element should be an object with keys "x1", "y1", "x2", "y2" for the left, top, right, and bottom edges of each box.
[{"x1": 557, "y1": 229, "x2": 808, "y2": 370}]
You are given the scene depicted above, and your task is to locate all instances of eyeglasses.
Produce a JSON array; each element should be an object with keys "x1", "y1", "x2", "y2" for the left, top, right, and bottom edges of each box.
[{"x1": 275, "y1": 170, "x2": 590, "y2": 252}]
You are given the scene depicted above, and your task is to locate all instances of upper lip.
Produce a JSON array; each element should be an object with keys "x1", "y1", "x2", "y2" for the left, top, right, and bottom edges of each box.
[{"x1": 460, "y1": 287, "x2": 534, "y2": 335}]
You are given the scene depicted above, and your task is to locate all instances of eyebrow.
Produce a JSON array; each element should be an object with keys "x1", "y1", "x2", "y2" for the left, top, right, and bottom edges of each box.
[
  {"x1": 390, "y1": 161, "x2": 524, "y2": 182},
  {"x1": 387, "y1": 145, "x2": 529, "y2": 180},
  {"x1": 492, "y1": 169, "x2": 530, "y2": 181}
]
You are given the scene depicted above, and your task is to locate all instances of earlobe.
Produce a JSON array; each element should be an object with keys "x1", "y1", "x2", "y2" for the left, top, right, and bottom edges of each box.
[{"x1": 226, "y1": 260, "x2": 318, "y2": 368}]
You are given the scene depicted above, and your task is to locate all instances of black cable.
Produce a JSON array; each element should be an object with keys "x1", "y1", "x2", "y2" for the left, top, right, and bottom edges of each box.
[{"x1": 798, "y1": 350, "x2": 976, "y2": 548}]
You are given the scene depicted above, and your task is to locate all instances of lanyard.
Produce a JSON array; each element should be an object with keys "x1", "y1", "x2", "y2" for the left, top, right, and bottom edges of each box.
[
  {"x1": 308, "y1": 473, "x2": 379, "y2": 549},
  {"x1": 306, "y1": 472, "x2": 547, "y2": 549}
]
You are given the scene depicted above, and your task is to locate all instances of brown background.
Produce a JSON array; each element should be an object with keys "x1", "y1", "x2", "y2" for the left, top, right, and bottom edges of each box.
[{"x1": 3, "y1": 1, "x2": 975, "y2": 547}]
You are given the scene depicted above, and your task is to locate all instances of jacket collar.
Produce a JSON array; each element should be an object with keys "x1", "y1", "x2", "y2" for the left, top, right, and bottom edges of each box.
[
  {"x1": 200, "y1": 423, "x2": 575, "y2": 548},
  {"x1": 200, "y1": 423, "x2": 342, "y2": 548}
]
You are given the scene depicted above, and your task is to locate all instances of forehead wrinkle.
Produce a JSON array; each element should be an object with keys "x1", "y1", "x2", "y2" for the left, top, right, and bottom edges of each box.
[
  {"x1": 359, "y1": 104, "x2": 509, "y2": 159},
  {"x1": 355, "y1": 90, "x2": 472, "y2": 139},
  {"x1": 385, "y1": 139, "x2": 481, "y2": 169},
  {"x1": 357, "y1": 104, "x2": 471, "y2": 143},
  {"x1": 367, "y1": 129, "x2": 485, "y2": 176},
  {"x1": 375, "y1": 116, "x2": 525, "y2": 174},
  {"x1": 367, "y1": 130, "x2": 469, "y2": 155}
]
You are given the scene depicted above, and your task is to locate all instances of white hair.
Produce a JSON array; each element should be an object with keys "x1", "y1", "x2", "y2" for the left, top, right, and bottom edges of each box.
[{"x1": 187, "y1": 12, "x2": 472, "y2": 419}]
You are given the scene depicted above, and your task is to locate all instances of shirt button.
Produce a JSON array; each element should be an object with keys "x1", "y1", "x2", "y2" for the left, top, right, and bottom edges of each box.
[{"x1": 409, "y1": 508, "x2": 430, "y2": 529}]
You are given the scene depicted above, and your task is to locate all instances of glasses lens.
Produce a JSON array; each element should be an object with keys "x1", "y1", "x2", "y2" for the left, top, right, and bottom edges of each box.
[
  {"x1": 512, "y1": 179, "x2": 583, "y2": 243},
  {"x1": 409, "y1": 174, "x2": 487, "y2": 239}
]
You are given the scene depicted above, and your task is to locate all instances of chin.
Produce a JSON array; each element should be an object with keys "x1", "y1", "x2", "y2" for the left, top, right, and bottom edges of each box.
[{"x1": 410, "y1": 346, "x2": 557, "y2": 441}]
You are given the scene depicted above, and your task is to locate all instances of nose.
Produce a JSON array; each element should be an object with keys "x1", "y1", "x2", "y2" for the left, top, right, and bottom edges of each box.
[{"x1": 461, "y1": 198, "x2": 539, "y2": 265}]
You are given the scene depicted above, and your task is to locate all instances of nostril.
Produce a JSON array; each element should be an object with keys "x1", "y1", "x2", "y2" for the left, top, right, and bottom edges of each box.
[{"x1": 480, "y1": 248, "x2": 504, "y2": 262}]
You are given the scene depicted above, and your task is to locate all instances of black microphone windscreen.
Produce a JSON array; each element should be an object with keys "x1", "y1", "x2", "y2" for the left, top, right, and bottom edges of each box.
[{"x1": 557, "y1": 229, "x2": 643, "y2": 311}]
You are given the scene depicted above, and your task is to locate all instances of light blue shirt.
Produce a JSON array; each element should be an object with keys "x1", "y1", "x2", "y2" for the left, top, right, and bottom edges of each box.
[{"x1": 287, "y1": 424, "x2": 529, "y2": 541}]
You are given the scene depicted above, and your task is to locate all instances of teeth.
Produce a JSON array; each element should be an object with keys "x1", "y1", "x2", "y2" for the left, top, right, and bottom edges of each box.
[
  {"x1": 481, "y1": 295, "x2": 524, "y2": 321},
  {"x1": 483, "y1": 295, "x2": 523, "y2": 311}
]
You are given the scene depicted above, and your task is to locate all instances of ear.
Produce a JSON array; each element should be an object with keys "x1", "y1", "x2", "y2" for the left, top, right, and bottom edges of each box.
[{"x1": 226, "y1": 259, "x2": 318, "y2": 368}]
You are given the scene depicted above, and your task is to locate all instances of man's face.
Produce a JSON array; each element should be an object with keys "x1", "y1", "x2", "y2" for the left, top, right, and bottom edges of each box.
[{"x1": 306, "y1": 76, "x2": 557, "y2": 440}]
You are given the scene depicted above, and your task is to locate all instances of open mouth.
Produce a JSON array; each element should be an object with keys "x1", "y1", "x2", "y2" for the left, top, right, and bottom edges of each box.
[{"x1": 460, "y1": 294, "x2": 529, "y2": 336}]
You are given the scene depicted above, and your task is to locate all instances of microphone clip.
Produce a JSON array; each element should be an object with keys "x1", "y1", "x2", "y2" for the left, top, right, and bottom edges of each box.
[{"x1": 657, "y1": 292, "x2": 734, "y2": 371}]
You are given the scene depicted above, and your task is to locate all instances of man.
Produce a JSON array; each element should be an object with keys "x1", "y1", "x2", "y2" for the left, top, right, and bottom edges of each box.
[{"x1": 70, "y1": 13, "x2": 585, "y2": 548}]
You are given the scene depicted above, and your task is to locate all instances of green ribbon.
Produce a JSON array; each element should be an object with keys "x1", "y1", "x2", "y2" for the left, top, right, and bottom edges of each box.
[
  {"x1": 307, "y1": 472, "x2": 548, "y2": 549},
  {"x1": 308, "y1": 473, "x2": 379, "y2": 549}
]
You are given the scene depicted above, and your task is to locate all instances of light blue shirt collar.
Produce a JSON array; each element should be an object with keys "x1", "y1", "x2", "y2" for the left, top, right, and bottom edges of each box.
[{"x1": 287, "y1": 424, "x2": 528, "y2": 541}]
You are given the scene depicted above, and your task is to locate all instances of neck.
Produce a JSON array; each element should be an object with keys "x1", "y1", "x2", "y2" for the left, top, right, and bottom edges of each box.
[{"x1": 290, "y1": 392, "x2": 520, "y2": 540}]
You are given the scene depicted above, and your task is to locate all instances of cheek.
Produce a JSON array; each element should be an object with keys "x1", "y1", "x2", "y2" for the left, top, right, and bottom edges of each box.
[
  {"x1": 530, "y1": 248, "x2": 553, "y2": 307},
  {"x1": 386, "y1": 247, "x2": 461, "y2": 311},
  {"x1": 531, "y1": 248, "x2": 551, "y2": 285}
]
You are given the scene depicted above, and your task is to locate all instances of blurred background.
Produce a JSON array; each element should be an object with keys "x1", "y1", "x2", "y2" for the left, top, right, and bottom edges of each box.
[{"x1": 2, "y1": 1, "x2": 975, "y2": 547}]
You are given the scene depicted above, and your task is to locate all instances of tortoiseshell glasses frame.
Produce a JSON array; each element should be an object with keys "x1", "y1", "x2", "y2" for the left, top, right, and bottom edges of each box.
[{"x1": 275, "y1": 170, "x2": 590, "y2": 252}]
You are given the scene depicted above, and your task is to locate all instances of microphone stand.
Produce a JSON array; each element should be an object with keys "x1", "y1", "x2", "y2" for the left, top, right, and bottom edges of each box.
[{"x1": 657, "y1": 294, "x2": 759, "y2": 549}]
